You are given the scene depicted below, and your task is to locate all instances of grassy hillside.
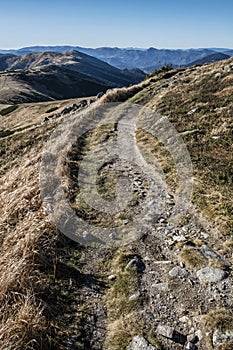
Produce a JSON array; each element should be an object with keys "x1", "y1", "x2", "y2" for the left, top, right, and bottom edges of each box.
[{"x1": 0, "y1": 58, "x2": 232, "y2": 350}]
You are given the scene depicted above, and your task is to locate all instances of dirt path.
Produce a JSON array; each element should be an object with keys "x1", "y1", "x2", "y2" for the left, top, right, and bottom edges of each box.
[{"x1": 40, "y1": 101, "x2": 232, "y2": 349}]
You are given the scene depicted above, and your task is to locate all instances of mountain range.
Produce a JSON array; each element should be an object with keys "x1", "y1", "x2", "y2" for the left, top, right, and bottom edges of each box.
[
  {"x1": 1, "y1": 45, "x2": 233, "y2": 71},
  {"x1": 0, "y1": 50, "x2": 145, "y2": 103}
]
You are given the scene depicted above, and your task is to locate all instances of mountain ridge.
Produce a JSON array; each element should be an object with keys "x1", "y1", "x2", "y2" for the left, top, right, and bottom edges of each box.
[{"x1": 1, "y1": 46, "x2": 233, "y2": 71}]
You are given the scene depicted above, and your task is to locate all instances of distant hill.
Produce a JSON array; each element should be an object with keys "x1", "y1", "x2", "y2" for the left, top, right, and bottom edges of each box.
[
  {"x1": 1, "y1": 45, "x2": 233, "y2": 72},
  {"x1": 0, "y1": 50, "x2": 146, "y2": 103},
  {"x1": 186, "y1": 52, "x2": 230, "y2": 66}
]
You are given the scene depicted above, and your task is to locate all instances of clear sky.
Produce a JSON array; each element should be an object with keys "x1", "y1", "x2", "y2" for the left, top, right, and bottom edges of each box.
[{"x1": 0, "y1": 0, "x2": 233, "y2": 49}]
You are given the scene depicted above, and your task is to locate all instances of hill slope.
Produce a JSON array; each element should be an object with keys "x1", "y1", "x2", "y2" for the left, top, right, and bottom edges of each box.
[
  {"x1": 186, "y1": 52, "x2": 230, "y2": 66},
  {"x1": 0, "y1": 50, "x2": 145, "y2": 103},
  {"x1": 0, "y1": 57, "x2": 233, "y2": 350}
]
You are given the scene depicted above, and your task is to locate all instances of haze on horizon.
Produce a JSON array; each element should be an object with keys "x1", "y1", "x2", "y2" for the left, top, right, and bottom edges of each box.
[{"x1": 1, "y1": 0, "x2": 233, "y2": 50}]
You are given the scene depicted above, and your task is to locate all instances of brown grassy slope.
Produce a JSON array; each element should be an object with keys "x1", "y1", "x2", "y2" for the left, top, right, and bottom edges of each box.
[
  {"x1": 0, "y1": 58, "x2": 233, "y2": 349},
  {"x1": 130, "y1": 58, "x2": 233, "y2": 235}
]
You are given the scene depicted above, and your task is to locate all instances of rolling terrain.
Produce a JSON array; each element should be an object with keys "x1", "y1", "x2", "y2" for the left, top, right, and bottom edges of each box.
[
  {"x1": 0, "y1": 56, "x2": 233, "y2": 350},
  {"x1": 0, "y1": 50, "x2": 145, "y2": 104}
]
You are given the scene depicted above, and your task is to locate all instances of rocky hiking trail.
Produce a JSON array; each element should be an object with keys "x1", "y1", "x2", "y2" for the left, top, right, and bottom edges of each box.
[
  {"x1": 44, "y1": 98, "x2": 233, "y2": 350},
  {"x1": 1, "y1": 60, "x2": 233, "y2": 350}
]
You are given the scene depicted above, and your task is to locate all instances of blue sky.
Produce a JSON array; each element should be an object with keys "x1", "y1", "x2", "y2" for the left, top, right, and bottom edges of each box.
[{"x1": 0, "y1": 0, "x2": 233, "y2": 49}]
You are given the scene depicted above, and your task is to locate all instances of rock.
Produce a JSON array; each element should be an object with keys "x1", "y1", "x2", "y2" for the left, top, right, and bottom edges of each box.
[
  {"x1": 43, "y1": 116, "x2": 49, "y2": 122},
  {"x1": 186, "y1": 342, "x2": 197, "y2": 350},
  {"x1": 199, "y1": 244, "x2": 231, "y2": 267},
  {"x1": 127, "y1": 335, "x2": 157, "y2": 350},
  {"x1": 96, "y1": 91, "x2": 104, "y2": 99},
  {"x1": 214, "y1": 72, "x2": 221, "y2": 79},
  {"x1": 187, "y1": 107, "x2": 198, "y2": 115},
  {"x1": 157, "y1": 324, "x2": 187, "y2": 345},
  {"x1": 212, "y1": 329, "x2": 233, "y2": 347},
  {"x1": 195, "y1": 330, "x2": 202, "y2": 341},
  {"x1": 169, "y1": 266, "x2": 188, "y2": 279},
  {"x1": 79, "y1": 99, "x2": 88, "y2": 107},
  {"x1": 129, "y1": 291, "x2": 140, "y2": 301},
  {"x1": 179, "y1": 316, "x2": 190, "y2": 323},
  {"x1": 187, "y1": 334, "x2": 199, "y2": 344},
  {"x1": 223, "y1": 64, "x2": 233, "y2": 72},
  {"x1": 157, "y1": 325, "x2": 174, "y2": 339},
  {"x1": 196, "y1": 267, "x2": 227, "y2": 283},
  {"x1": 153, "y1": 260, "x2": 172, "y2": 265},
  {"x1": 125, "y1": 257, "x2": 145, "y2": 273},
  {"x1": 108, "y1": 274, "x2": 116, "y2": 281},
  {"x1": 173, "y1": 235, "x2": 186, "y2": 242}
]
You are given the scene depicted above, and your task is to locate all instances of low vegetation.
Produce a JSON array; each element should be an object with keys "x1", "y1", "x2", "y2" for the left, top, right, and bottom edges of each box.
[{"x1": 0, "y1": 104, "x2": 18, "y2": 116}]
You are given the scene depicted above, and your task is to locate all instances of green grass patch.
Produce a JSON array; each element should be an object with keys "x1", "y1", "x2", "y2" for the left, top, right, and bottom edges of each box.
[
  {"x1": 45, "y1": 106, "x2": 59, "y2": 113},
  {"x1": 0, "y1": 105, "x2": 18, "y2": 116}
]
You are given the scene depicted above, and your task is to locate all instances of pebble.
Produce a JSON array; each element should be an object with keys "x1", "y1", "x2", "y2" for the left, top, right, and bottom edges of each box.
[{"x1": 108, "y1": 275, "x2": 116, "y2": 281}]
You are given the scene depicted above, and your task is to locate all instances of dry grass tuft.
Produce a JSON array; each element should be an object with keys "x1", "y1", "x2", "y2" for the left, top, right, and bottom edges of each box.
[
  {"x1": 201, "y1": 309, "x2": 233, "y2": 350},
  {"x1": 179, "y1": 247, "x2": 207, "y2": 269},
  {"x1": 105, "y1": 312, "x2": 144, "y2": 350}
]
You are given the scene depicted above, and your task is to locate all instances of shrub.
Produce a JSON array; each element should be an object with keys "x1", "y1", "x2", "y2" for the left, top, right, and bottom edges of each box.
[{"x1": 0, "y1": 105, "x2": 18, "y2": 116}]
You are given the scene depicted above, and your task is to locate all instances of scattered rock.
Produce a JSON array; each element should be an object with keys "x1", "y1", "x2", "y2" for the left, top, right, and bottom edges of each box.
[
  {"x1": 157, "y1": 324, "x2": 187, "y2": 345},
  {"x1": 196, "y1": 267, "x2": 227, "y2": 283},
  {"x1": 212, "y1": 329, "x2": 233, "y2": 347},
  {"x1": 127, "y1": 335, "x2": 157, "y2": 350},
  {"x1": 172, "y1": 235, "x2": 186, "y2": 242},
  {"x1": 169, "y1": 266, "x2": 188, "y2": 279},
  {"x1": 79, "y1": 99, "x2": 88, "y2": 107}
]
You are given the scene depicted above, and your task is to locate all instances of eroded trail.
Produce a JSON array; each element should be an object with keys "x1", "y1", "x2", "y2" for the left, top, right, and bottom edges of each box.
[{"x1": 42, "y1": 101, "x2": 232, "y2": 350}]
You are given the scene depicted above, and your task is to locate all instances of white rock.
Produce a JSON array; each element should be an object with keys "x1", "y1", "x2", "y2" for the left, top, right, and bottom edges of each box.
[
  {"x1": 127, "y1": 335, "x2": 157, "y2": 350},
  {"x1": 108, "y1": 275, "x2": 116, "y2": 281}
]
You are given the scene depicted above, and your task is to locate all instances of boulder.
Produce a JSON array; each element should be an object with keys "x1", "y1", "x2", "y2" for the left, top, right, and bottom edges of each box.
[
  {"x1": 157, "y1": 324, "x2": 187, "y2": 345},
  {"x1": 127, "y1": 336, "x2": 157, "y2": 350},
  {"x1": 196, "y1": 267, "x2": 227, "y2": 283}
]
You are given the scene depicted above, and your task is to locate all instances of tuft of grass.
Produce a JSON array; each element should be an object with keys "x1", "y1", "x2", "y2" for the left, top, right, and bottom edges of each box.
[
  {"x1": 104, "y1": 249, "x2": 144, "y2": 350},
  {"x1": 179, "y1": 247, "x2": 207, "y2": 269},
  {"x1": 201, "y1": 309, "x2": 233, "y2": 350},
  {"x1": 105, "y1": 313, "x2": 145, "y2": 350}
]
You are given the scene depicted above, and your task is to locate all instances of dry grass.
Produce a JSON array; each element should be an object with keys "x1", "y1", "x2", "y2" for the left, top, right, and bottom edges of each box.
[
  {"x1": 178, "y1": 247, "x2": 207, "y2": 269},
  {"x1": 104, "y1": 312, "x2": 144, "y2": 350},
  {"x1": 201, "y1": 309, "x2": 233, "y2": 350},
  {"x1": 0, "y1": 121, "x2": 58, "y2": 349}
]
